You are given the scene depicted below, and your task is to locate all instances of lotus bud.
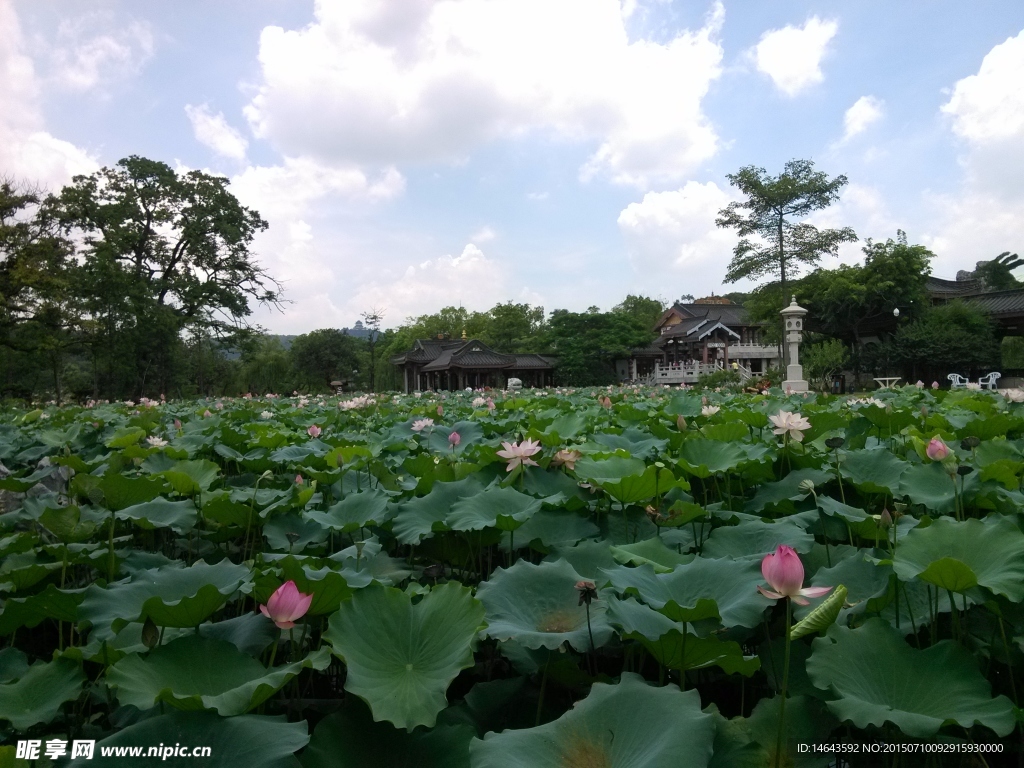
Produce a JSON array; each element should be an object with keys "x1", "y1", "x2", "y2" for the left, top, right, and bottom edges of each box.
[
  {"x1": 926, "y1": 437, "x2": 950, "y2": 461},
  {"x1": 449, "y1": 431, "x2": 461, "y2": 447},
  {"x1": 259, "y1": 580, "x2": 313, "y2": 629},
  {"x1": 879, "y1": 508, "x2": 893, "y2": 529},
  {"x1": 141, "y1": 617, "x2": 160, "y2": 649},
  {"x1": 307, "y1": 424, "x2": 322, "y2": 438},
  {"x1": 676, "y1": 415, "x2": 687, "y2": 431}
]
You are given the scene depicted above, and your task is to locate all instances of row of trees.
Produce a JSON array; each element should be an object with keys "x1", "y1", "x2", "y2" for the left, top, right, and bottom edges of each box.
[
  {"x1": 714, "y1": 160, "x2": 1007, "y2": 388},
  {"x1": 1, "y1": 157, "x2": 280, "y2": 402}
]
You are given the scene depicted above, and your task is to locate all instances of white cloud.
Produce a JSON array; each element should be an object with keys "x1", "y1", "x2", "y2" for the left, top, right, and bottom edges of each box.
[
  {"x1": 47, "y1": 15, "x2": 154, "y2": 92},
  {"x1": 841, "y1": 96, "x2": 884, "y2": 141},
  {"x1": 243, "y1": 0, "x2": 725, "y2": 187},
  {"x1": 926, "y1": 30, "x2": 1024, "y2": 278},
  {"x1": 343, "y1": 243, "x2": 517, "y2": 323},
  {"x1": 617, "y1": 181, "x2": 739, "y2": 294},
  {"x1": 470, "y1": 225, "x2": 496, "y2": 243},
  {"x1": 752, "y1": 17, "x2": 837, "y2": 97},
  {"x1": 185, "y1": 104, "x2": 249, "y2": 161},
  {"x1": 526, "y1": 191, "x2": 549, "y2": 201},
  {"x1": 942, "y1": 30, "x2": 1024, "y2": 143},
  {"x1": 0, "y1": 0, "x2": 97, "y2": 188}
]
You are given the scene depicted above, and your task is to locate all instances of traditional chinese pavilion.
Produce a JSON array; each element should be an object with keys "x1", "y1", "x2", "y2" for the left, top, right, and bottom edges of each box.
[{"x1": 391, "y1": 337, "x2": 556, "y2": 393}]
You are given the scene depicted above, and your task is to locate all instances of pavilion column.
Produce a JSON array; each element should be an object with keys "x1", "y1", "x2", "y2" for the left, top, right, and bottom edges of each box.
[{"x1": 702, "y1": 343, "x2": 708, "y2": 364}]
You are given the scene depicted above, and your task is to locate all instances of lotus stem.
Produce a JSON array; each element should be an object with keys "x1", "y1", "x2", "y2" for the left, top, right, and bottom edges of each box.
[
  {"x1": 585, "y1": 602, "x2": 596, "y2": 676},
  {"x1": 535, "y1": 656, "x2": 550, "y2": 726},
  {"x1": 774, "y1": 599, "x2": 792, "y2": 768}
]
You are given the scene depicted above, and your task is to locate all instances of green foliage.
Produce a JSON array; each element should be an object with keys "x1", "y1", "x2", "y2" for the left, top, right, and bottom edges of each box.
[
  {"x1": 3, "y1": 385, "x2": 1024, "y2": 763},
  {"x1": 542, "y1": 308, "x2": 653, "y2": 385},
  {"x1": 886, "y1": 300, "x2": 1000, "y2": 378},
  {"x1": 612, "y1": 294, "x2": 666, "y2": 331},
  {"x1": 694, "y1": 367, "x2": 741, "y2": 390},
  {"x1": 717, "y1": 159, "x2": 858, "y2": 292},
  {"x1": 290, "y1": 329, "x2": 366, "y2": 392},
  {"x1": 803, "y1": 338, "x2": 849, "y2": 391}
]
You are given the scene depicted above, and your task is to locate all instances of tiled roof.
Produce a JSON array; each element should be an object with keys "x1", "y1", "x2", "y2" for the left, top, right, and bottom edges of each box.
[
  {"x1": 966, "y1": 290, "x2": 1024, "y2": 317},
  {"x1": 397, "y1": 339, "x2": 556, "y2": 371},
  {"x1": 926, "y1": 275, "x2": 981, "y2": 296},
  {"x1": 511, "y1": 354, "x2": 558, "y2": 369}
]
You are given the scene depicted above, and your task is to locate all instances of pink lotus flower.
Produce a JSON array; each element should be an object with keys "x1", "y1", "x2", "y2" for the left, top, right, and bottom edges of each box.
[
  {"x1": 496, "y1": 438, "x2": 542, "y2": 472},
  {"x1": 448, "y1": 431, "x2": 461, "y2": 447},
  {"x1": 174, "y1": 419, "x2": 182, "y2": 430},
  {"x1": 437, "y1": 404, "x2": 444, "y2": 416},
  {"x1": 915, "y1": 380, "x2": 924, "y2": 388},
  {"x1": 411, "y1": 418, "x2": 434, "y2": 432},
  {"x1": 307, "y1": 424, "x2": 322, "y2": 438},
  {"x1": 487, "y1": 398, "x2": 496, "y2": 412},
  {"x1": 931, "y1": 381, "x2": 939, "y2": 389},
  {"x1": 757, "y1": 545, "x2": 832, "y2": 606},
  {"x1": 295, "y1": 474, "x2": 304, "y2": 485},
  {"x1": 259, "y1": 580, "x2": 313, "y2": 629},
  {"x1": 552, "y1": 448, "x2": 582, "y2": 471},
  {"x1": 926, "y1": 436, "x2": 950, "y2": 461},
  {"x1": 203, "y1": 409, "x2": 213, "y2": 418},
  {"x1": 769, "y1": 410, "x2": 812, "y2": 442},
  {"x1": 599, "y1": 396, "x2": 612, "y2": 409}
]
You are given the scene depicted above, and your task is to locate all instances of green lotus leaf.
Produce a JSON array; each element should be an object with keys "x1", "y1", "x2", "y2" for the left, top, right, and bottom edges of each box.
[
  {"x1": 807, "y1": 618, "x2": 1015, "y2": 737},
  {"x1": 0, "y1": 648, "x2": 28, "y2": 683},
  {"x1": 501, "y1": 509, "x2": 600, "y2": 551},
  {"x1": 790, "y1": 585, "x2": 846, "y2": 640},
  {"x1": 470, "y1": 673, "x2": 715, "y2": 768},
  {"x1": 263, "y1": 514, "x2": 328, "y2": 552},
  {"x1": 324, "y1": 582, "x2": 485, "y2": 730},
  {"x1": 392, "y1": 476, "x2": 485, "y2": 546},
  {"x1": 0, "y1": 551, "x2": 62, "y2": 591},
  {"x1": 677, "y1": 439, "x2": 750, "y2": 478},
  {"x1": 840, "y1": 448, "x2": 910, "y2": 495},
  {"x1": 159, "y1": 459, "x2": 221, "y2": 495},
  {"x1": 0, "y1": 657, "x2": 85, "y2": 729},
  {"x1": 199, "y1": 613, "x2": 277, "y2": 657},
  {"x1": 606, "y1": 595, "x2": 681, "y2": 640},
  {"x1": 544, "y1": 540, "x2": 618, "y2": 580},
  {"x1": 701, "y1": 518, "x2": 814, "y2": 558},
  {"x1": 39, "y1": 505, "x2": 97, "y2": 542},
  {"x1": 105, "y1": 426, "x2": 146, "y2": 448},
  {"x1": 573, "y1": 456, "x2": 647, "y2": 483},
  {"x1": 306, "y1": 488, "x2": 392, "y2": 533},
  {"x1": 108, "y1": 635, "x2": 330, "y2": 715},
  {"x1": 603, "y1": 556, "x2": 772, "y2": 628},
  {"x1": 0, "y1": 583, "x2": 84, "y2": 636},
  {"x1": 300, "y1": 697, "x2": 474, "y2": 768},
  {"x1": 426, "y1": 420, "x2": 484, "y2": 455},
  {"x1": 79, "y1": 560, "x2": 252, "y2": 639},
  {"x1": 897, "y1": 462, "x2": 956, "y2": 513},
  {"x1": 740, "y1": 694, "x2": 840, "y2": 768},
  {"x1": 593, "y1": 427, "x2": 667, "y2": 460},
  {"x1": 796, "y1": 554, "x2": 889, "y2": 622},
  {"x1": 115, "y1": 497, "x2": 197, "y2": 534},
  {"x1": 448, "y1": 485, "x2": 541, "y2": 532},
  {"x1": 96, "y1": 472, "x2": 168, "y2": 511},
  {"x1": 67, "y1": 711, "x2": 308, "y2": 768},
  {"x1": 477, "y1": 559, "x2": 612, "y2": 652},
  {"x1": 892, "y1": 516, "x2": 1024, "y2": 600},
  {"x1": 744, "y1": 468, "x2": 830, "y2": 514},
  {"x1": 259, "y1": 558, "x2": 355, "y2": 616},
  {"x1": 610, "y1": 537, "x2": 694, "y2": 572}
]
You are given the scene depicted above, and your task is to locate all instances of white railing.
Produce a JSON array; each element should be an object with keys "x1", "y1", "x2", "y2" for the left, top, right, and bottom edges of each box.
[
  {"x1": 726, "y1": 343, "x2": 779, "y2": 359},
  {"x1": 644, "y1": 360, "x2": 755, "y2": 385}
]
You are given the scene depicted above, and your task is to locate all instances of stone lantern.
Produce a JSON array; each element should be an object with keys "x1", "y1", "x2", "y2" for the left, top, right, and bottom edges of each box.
[{"x1": 780, "y1": 296, "x2": 808, "y2": 393}]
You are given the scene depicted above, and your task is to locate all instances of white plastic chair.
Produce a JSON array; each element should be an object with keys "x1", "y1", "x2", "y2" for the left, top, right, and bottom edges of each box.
[
  {"x1": 978, "y1": 372, "x2": 1001, "y2": 390},
  {"x1": 947, "y1": 373, "x2": 969, "y2": 389}
]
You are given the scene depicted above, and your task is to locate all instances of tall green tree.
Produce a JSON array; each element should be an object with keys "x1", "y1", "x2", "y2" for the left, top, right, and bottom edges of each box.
[
  {"x1": 486, "y1": 301, "x2": 545, "y2": 352},
  {"x1": 540, "y1": 309, "x2": 653, "y2": 386},
  {"x1": 717, "y1": 159, "x2": 857, "y2": 292},
  {"x1": 45, "y1": 156, "x2": 279, "y2": 397},
  {"x1": 612, "y1": 295, "x2": 665, "y2": 331},
  {"x1": 290, "y1": 329, "x2": 366, "y2": 392}
]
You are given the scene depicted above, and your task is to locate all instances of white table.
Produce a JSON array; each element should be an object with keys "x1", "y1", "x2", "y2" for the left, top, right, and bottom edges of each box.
[{"x1": 873, "y1": 377, "x2": 901, "y2": 389}]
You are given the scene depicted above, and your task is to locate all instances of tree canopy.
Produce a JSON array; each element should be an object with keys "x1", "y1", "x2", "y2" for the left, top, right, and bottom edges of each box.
[{"x1": 717, "y1": 159, "x2": 857, "y2": 294}]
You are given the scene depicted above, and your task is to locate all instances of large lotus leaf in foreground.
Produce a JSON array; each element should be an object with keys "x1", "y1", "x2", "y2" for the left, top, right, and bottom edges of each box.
[
  {"x1": 79, "y1": 560, "x2": 252, "y2": 639},
  {"x1": 108, "y1": 635, "x2": 331, "y2": 715},
  {"x1": 470, "y1": 673, "x2": 715, "y2": 768},
  {"x1": 0, "y1": 657, "x2": 85, "y2": 729},
  {"x1": 301, "y1": 697, "x2": 474, "y2": 768},
  {"x1": 67, "y1": 711, "x2": 308, "y2": 768},
  {"x1": 448, "y1": 485, "x2": 541, "y2": 532},
  {"x1": 603, "y1": 556, "x2": 772, "y2": 628},
  {"x1": 892, "y1": 515, "x2": 1024, "y2": 601},
  {"x1": 477, "y1": 559, "x2": 612, "y2": 652},
  {"x1": 807, "y1": 618, "x2": 1015, "y2": 738},
  {"x1": 325, "y1": 581, "x2": 485, "y2": 730}
]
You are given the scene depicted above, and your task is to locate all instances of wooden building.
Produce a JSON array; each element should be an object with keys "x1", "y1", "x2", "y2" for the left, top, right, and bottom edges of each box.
[
  {"x1": 618, "y1": 297, "x2": 780, "y2": 384},
  {"x1": 391, "y1": 337, "x2": 556, "y2": 393}
]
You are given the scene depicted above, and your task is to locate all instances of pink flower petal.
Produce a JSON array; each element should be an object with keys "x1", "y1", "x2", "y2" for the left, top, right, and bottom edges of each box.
[
  {"x1": 799, "y1": 586, "x2": 833, "y2": 598},
  {"x1": 757, "y1": 586, "x2": 785, "y2": 600}
]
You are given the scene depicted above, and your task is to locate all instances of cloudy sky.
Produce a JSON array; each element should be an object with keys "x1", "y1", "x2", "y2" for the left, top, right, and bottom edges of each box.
[{"x1": 4, "y1": 0, "x2": 1024, "y2": 332}]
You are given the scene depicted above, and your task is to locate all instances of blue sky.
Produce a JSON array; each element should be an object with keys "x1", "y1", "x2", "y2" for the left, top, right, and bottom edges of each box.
[{"x1": 4, "y1": 0, "x2": 1024, "y2": 333}]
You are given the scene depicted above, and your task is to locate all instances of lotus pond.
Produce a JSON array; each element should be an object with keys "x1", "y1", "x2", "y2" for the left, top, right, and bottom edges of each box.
[{"x1": 1, "y1": 386, "x2": 1023, "y2": 767}]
